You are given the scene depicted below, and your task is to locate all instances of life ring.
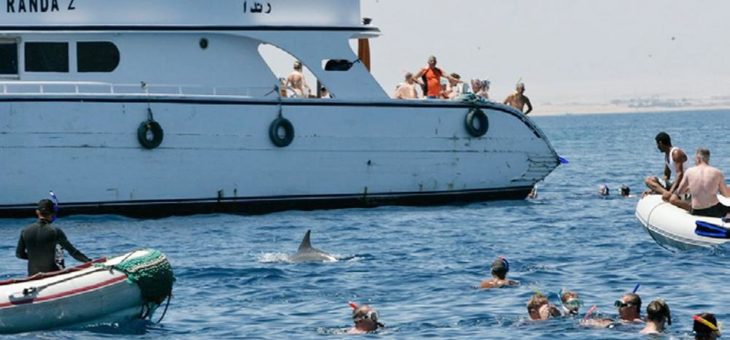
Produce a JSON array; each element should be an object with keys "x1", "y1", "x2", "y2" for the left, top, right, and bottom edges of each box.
[
  {"x1": 137, "y1": 120, "x2": 164, "y2": 149},
  {"x1": 269, "y1": 117, "x2": 295, "y2": 147},
  {"x1": 464, "y1": 108, "x2": 489, "y2": 137}
]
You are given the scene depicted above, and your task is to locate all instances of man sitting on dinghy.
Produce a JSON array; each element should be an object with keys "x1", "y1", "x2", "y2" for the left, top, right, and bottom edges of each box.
[
  {"x1": 16, "y1": 199, "x2": 91, "y2": 276},
  {"x1": 644, "y1": 132, "x2": 687, "y2": 197},
  {"x1": 669, "y1": 148, "x2": 730, "y2": 219}
]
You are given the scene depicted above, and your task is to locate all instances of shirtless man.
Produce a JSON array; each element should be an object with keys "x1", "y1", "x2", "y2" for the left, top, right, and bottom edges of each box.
[
  {"x1": 285, "y1": 61, "x2": 310, "y2": 98},
  {"x1": 412, "y1": 56, "x2": 461, "y2": 99},
  {"x1": 616, "y1": 293, "x2": 644, "y2": 323},
  {"x1": 392, "y1": 72, "x2": 419, "y2": 99},
  {"x1": 668, "y1": 148, "x2": 730, "y2": 219},
  {"x1": 644, "y1": 132, "x2": 687, "y2": 197},
  {"x1": 480, "y1": 257, "x2": 518, "y2": 289},
  {"x1": 503, "y1": 82, "x2": 532, "y2": 115}
]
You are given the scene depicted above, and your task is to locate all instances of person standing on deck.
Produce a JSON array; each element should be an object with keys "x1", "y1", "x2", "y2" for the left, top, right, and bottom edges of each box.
[
  {"x1": 503, "y1": 82, "x2": 533, "y2": 114},
  {"x1": 393, "y1": 72, "x2": 419, "y2": 99},
  {"x1": 412, "y1": 56, "x2": 461, "y2": 99},
  {"x1": 285, "y1": 61, "x2": 311, "y2": 98}
]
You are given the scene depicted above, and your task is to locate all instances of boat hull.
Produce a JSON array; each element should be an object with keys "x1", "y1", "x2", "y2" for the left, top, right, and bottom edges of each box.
[
  {"x1": 635, "y1": 194, "x2": 730, "y2": 250},
  {"x1": 0, "y1": 97, "x2": 558, "y2": 217}
]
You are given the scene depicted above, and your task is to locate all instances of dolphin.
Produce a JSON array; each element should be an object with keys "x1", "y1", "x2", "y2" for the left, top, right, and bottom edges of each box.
[{"x1": 288, "y1": 230, "x2": 337, "y2": 263}]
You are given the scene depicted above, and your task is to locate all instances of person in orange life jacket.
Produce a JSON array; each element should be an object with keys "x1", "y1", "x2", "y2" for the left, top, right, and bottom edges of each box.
[{"x1": 412, "y1": 55, "x2": 461, "y2": 99}]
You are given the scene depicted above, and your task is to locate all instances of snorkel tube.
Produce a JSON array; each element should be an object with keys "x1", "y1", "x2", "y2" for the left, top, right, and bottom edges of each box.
[
  {"x1": 49, "y1": 191, "x2": 60, "y2": 222},
  {"x1": 632, "y1": 283, "x2": 640, "y2": 294},
  {"x1": 499, "y1": 256, "x2": 509, "y2": 272}
]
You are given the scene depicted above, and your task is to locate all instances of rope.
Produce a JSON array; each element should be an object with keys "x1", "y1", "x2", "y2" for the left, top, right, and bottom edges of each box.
[{"x1": 155, "y1": 293, "x2": 173, "y2": 323}]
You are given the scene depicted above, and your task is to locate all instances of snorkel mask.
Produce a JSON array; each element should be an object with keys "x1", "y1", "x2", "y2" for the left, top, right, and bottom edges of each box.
[
  {"x1": 348, "y1": 301, "x2": 384, "y2": 328},
  {"x1": 558, "y1": 289, "x2": 583, "y2": 315}
]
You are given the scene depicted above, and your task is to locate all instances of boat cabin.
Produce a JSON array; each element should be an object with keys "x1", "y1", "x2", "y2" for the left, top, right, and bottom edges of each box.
[{"x1": 0, "y1": 0, "x2": 385, "y2": 99}]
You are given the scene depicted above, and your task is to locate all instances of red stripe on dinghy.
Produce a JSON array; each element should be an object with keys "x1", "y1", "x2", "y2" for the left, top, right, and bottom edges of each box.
[
  {"x1": 0, "y1": 257, "x2": 108, "y2": 286},
  {"x1": 0, "y1": 275, "x2": 128, "y2": 308}
]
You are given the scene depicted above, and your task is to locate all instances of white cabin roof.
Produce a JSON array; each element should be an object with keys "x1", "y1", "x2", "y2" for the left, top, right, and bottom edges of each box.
[{"x1": 0, "y1": 0, "x2": 365, "y2": 29}]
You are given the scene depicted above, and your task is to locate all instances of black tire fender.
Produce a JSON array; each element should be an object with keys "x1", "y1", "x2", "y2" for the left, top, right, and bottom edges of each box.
[
  {"x1": 137, "y1": 120, "x2": 164, "y2": 149},
  {"x1": 269, "y1": 117, "x2": 295, "y2": 147},
  {"x1": 464, "y1": 108, "x2": 489, "y2": 137}
]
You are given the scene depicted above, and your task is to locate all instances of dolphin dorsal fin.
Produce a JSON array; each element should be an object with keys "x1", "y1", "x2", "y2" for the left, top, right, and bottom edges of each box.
[{"x1": 298, "y1": 230, "x2": 313, "y2": 251}]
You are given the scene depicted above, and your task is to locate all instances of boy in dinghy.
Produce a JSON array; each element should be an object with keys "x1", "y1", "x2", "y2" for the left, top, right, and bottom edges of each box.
[{"x1": 16, "y1": 198, "x2": 91, "y2": 276}]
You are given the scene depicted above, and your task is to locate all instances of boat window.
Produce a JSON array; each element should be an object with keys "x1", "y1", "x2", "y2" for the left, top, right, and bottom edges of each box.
[
  {"x1": 258, "y1": 43, "x2": 325, "y2": 98},
  {"x1": 25, "y1": 42, "x2": 69, "y2": 72},
  {"x1": 0, "y1": 40, "x2": 18, "y2": 76},
  {"x1": 77, "y1": 42, "x2": 120, "y2": 72},
  {"x1": 323, "y1": 59, "x2": 353, "y2": 71}
]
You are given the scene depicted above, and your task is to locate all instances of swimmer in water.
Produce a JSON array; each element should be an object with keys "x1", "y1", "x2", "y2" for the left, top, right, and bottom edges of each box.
[
  {"x1": 480, "y1": 257, "x2": 519, "y2": 289},
  {"x1": 616, "y1": 293, "x2": 644, "y2": 323},
  {"x1": 620, "y1": 185, "x2": 632, "y2": 198},
  {"x1": 559, "y1": 290, "x2": 583, "y2": 316},
  {"x1": 693, "y1": 313, "x2": 720, "y2": 340},
  {"x1": 527, "y1": 293, "x2": 561, "y2": 320},
  {"x1": 641, "y1": 299, "x2": 671, "y2": 334},
  {"x1": 347, "y1": 302, "x2": 384, "y2": 334},
  {"x1": 598, "y1": 184, "x2": 610, "y2": 197}
]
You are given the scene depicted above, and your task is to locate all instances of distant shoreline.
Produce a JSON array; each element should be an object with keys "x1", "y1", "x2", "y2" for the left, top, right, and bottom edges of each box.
[{"x1": 531, "y1": 103, "x2": 730, "y2": 116}]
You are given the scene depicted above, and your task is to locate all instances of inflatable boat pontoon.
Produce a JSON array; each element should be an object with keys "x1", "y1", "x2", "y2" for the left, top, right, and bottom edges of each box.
[
  {"x1": 0, "y1": 249, "x2": 174, "y2": 334},
  {"x1": 636, "y1": 194, "x2": 730, "y2": 250}
]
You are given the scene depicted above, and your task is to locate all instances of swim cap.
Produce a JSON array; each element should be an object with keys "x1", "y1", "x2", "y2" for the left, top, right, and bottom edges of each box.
[{"x1": 491, "y1": 257, "x2": 509, "y2": 278}]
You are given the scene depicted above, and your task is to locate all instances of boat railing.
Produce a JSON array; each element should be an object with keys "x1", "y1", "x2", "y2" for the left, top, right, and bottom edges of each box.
[{"x1": 0, "y1": 81, "x2": 278, "y2": 98}]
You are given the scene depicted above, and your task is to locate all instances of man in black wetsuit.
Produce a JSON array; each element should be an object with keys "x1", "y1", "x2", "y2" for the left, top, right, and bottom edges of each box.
[{"x1": 16, "y1": 199, "x2": 91, "y2": 276}]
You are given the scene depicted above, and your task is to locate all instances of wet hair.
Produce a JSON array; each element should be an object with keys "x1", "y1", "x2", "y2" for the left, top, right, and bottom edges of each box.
[
  {"x1": 561, "y1": 291, "x2": 578, "y2": 304},
  {"x1": 491, "y1": 257, "x2": 508, "y2": 279},
  {"x1": 697, "y1": 148, "x2": 711, "y2": 163},
  {"x1": 527, "y1": 293, "x2": 548, "y2": 314},
  {"x1": 37, "y1": 199, "x2": 55, "y2": 216},
  {"x1": 646, "y1": 299, "x2": 671, "y2": 325},
  {"x1": 620, "y1": 185, "x2": 630, "y2": 197},
  {"x1": 293, "y1": 61, "x2": 302, "y2": 70},
  {"x1": 694, "y1": 313, "x2": 718, "y2": 338},
  {"x1": 624, "y1": 293, "x2": 642, "y2": 314},
  {"x1": 655, "y1": 132, "x2": 671, "y2": 146}
]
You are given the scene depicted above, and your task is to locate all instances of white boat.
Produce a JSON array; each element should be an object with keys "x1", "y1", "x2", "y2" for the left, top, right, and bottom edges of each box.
[
  {"x1": 0, "y1": 0, "x2": 560, "y2": 218},
  {"x1": 0, "y1": 249, "x2": 174, "y2": 334},
  {"x1": 635, "y1": 194, "x2": 730, "y2": 250}
]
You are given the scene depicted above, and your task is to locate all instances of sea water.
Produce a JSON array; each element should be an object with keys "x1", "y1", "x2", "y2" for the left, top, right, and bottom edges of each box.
[{"x1": 1, "y1": 109, "x2": 728, "y2": 339}]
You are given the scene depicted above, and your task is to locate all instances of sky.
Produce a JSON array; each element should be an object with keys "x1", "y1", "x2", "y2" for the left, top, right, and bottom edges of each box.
[{"x1": 360, "y1": 0, "x2": 730, "y2": 114}]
